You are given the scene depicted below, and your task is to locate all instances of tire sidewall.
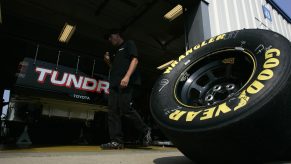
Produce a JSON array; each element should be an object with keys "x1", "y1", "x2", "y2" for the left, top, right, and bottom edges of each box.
[{"x1": 151, "y1": 29, "x2": 291, "y2": 132}]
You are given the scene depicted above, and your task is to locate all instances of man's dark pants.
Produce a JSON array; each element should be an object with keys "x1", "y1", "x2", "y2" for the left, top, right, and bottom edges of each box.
[{"x1": 108, "y1": 86, "x2": 147, "y2": 143}]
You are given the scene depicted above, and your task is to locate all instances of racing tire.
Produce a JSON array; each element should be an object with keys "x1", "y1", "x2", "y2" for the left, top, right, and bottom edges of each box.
[{"x1": 150, "y1": 29, "x2": 291, "y2": 163}]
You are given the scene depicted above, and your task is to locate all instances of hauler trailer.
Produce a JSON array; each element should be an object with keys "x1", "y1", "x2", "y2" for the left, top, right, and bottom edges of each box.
[{"x1": 1, "y1": 42, "x2": 112, "y2": 144}]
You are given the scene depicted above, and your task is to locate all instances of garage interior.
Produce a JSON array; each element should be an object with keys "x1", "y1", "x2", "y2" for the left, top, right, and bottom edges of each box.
[
  {"x1": 0, "y1": 0, "x2": 207, "y2": 145},
  {"x1": 0, "y1": 0, "x2": 193, "y2": 88}
]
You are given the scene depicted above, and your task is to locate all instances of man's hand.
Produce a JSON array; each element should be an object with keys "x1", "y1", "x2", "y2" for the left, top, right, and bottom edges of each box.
[
  {"x1": 120, "y1": 75, "x2": 130, "y2": 88},
  {"x1": 120, "y1": 58, "x2": 138, "y2": 88},
  {"x1": 104, "y1": 52, "x2": 111, "y2": 66}
]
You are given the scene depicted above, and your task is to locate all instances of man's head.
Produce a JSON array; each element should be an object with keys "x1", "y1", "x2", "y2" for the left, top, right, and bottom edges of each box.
[{"x1": 105, "y1": 29, "x2": 124, "y2": 47}]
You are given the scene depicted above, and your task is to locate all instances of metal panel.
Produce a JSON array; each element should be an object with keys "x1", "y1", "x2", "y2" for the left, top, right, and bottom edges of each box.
[
  {"x1": 237, "y1": 0, "x2": 248, "y2": 29},
  {"x1": 210, "y1": 0, "x2": 220, "y2": 35},
  {"x1": 254, "y1": 0, "x2": 264, "y2": 28},
  {"x1": 266, "y1": 3, "x2": 274, "y2": 30},
  {"x1": 261, "y1": 0, "x2": 269, "y2": 29},
  {"x1": 232, "y1": 0, "x2": 241, "y2": 30},
  {"x1": 288, "y1": 24, "x2": 291, "y2": 40},
  {"x1": 242, "y1": 0, "x2": 250, "y2": 28},
  {"x1": 283, "y1": 20, "x2": 290, "y2": 39},
  {"x1": 272, "y1": 9, "x2": 279, "y2": 32},
  {"x1": 247, "y1": 0, "x2": 257, "y2": 28},
  {"x1": 279, "y1": 15, "x2": 285, "y2": 36},
  {"x1": 207, "y1": 0, "x2": 291, "y2": 41},
  {"x1": 222, "y1": 0, "x2": 231, "y2": 32},
  {"x1": 274, "y1": 10, "x2": 282, "y2": 33}
]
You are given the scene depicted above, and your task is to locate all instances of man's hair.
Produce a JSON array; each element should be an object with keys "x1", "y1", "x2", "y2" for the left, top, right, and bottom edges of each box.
[{"x1": 104, "y1": 29, "x2": 124, "y2": 40}]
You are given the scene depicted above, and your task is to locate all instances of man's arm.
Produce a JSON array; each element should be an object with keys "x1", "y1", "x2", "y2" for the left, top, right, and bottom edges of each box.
[
  {"x1": 105, "y1": 60, "x2": 112, "y2": 68},
  {"x1": 120, "y1": 57, "x2": 138, "y2": 88},
  {"x1": 104, "y1": 52, "x2": 112, "y2": 68}
]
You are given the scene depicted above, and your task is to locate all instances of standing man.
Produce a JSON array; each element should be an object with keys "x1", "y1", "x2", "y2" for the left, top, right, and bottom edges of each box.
[{"x1": 101, "y1": 29, "x2": 151, "y2": 149}]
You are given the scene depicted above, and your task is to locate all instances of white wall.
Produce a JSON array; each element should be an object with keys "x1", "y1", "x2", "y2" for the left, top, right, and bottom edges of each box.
[
  {"x1": 207, "y1": 0, "x2": 291, "y2": 41},
  {"x1": 1, "y1": 90, "x2": 10, "y2": 119}
]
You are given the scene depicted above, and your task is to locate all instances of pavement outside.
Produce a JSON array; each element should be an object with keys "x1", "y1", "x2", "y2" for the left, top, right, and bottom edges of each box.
[{"x1": 0, "y1": 145, "x2": 194, "y2": 164}]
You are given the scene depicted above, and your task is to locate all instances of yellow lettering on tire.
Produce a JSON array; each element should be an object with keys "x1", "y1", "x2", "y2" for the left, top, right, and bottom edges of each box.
[
  {"x1": 186, "y1": 111, "x2": 202, "y2": 122},
  {"x1": 171, "y1": 60, "x2": 179, "y2": 68},
  {"x1": 179, "y1": 55, "x2": 186, "y2": 61},
  {"x1": 194, "y1": 44, "x2": 201, "y2": 50},
  {"x1": 215, "y1": 103, "x2": 232, "y2": 117},
  {"x1": 216, "y1": 34, "x2": 226, "y2": 41},
  {"x1": 258, "y1": 69, "x2": 274, "y2": 81},
  {"x1": 169, "y1": 110, "x2": 186, "y2": 121},
  {"x1": 201, "y1": 41, "x2": 208, "y2": 47},
  {"x1": 186, "y1": 49, "x2": 193, "y2": 56},
  {"x1": 247, "y1": 80, "x2": 265, "y2": 94},
  {"x1": 264, "y1": 58, "x2": 280, "y2": 69},
  {"x1": 265, "y1": 48, "x2": 280, "y2": 59},
  {"x1": 208, "y1": 37, "x2": 216, "y2": 44},
  {"x1": 162, "y1": 33, "x2": 228, "y2": 74},
  {"x1": 164, "y1": 67, "x2": 173, "y2": 74},
  {"x1": 234, "y1": 90, "x2": 250, "y2": 111},
  {"x1": 200, "y1": 107, "x2": 216, "y2": 120}
]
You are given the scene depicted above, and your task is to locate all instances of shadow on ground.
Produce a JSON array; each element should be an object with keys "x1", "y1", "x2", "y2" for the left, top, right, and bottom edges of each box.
[
  {"x1": 153, "y1": 156, "x2": 291, "y2": 164},
  {"x1": 153, "y1": 156, "x2": 195, "y2": 164}
]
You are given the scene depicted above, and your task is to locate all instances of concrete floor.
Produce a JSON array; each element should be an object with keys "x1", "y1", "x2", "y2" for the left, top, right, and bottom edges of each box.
[
  {"x1": 0, "y1": 145, "x2": 194, "y2": 164},
  {"x1": 1, "y1": 145, "x2": 291, "y2": 164}
]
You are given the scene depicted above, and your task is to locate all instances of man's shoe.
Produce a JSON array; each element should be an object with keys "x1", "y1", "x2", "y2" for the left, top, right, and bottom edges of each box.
[
  {"x1": 100, "y1": 141, "x2": 124, "y2": 149},
  {"x1": 142, "y1": 128, "x2": 152, "y2": 146}
]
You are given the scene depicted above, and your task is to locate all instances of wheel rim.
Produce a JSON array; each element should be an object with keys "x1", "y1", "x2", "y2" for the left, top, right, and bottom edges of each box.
[{"x1": 174, "y1": 49, "x2": 256, "y2": 108}]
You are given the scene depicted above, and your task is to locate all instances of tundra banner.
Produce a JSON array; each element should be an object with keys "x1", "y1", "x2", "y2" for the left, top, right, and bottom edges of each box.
[{"x1": 15, "y1": 58, "x2": 109, "y2": 104}]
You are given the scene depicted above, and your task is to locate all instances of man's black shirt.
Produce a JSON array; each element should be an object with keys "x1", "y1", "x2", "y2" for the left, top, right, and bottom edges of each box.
[{"x1": 109, "y1": 40, "x2": 141, "y2": 88}]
